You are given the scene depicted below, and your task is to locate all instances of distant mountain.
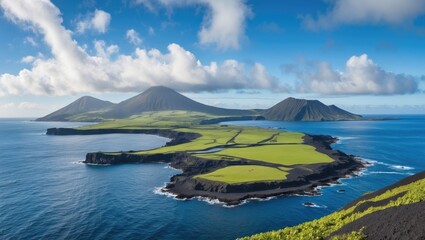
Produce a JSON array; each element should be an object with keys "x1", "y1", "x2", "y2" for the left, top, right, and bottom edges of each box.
[
  {"x1": 262, "y1": 97, "x2": 362, "y2": 121},
  {"x1": 37, "y1": 87, "x2": 362, "y2": 122},
  {"x1": 36, "y1": 96, "x2": 114, "y2": 121},
  {"x1": 103, "y1": 86, "x2": 254, "y2": 118}
]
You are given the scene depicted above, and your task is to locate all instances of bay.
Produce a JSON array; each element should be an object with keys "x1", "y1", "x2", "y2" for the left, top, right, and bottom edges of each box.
[{"x1": 0, "y1": 115, "x2": 424, "y2": 240}]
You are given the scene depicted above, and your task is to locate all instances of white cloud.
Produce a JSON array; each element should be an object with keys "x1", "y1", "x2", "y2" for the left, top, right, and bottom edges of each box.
[
  {"x1": 135, "y1": 0, "x2": 251, "y2": 50},
  {"x1": 21, "y1": 55, "x2": 35, "y2": 63},
  {"x1": 0, "y1": 0, "x2": 91, "y2": 95},
  {"x1": 126, "y1": 29, "x2": 142, "y2": 46},
  {"x1": 0, "y1": 102, "x2": 36, "y2": 110},
  {"x1": 76, "y1": 9, "x2": 111, "y2": 34},
  {"x1": 302, "y1": 0, "x2": 425, "y2": 30},
  {"x1": 0, "y1": 102, "x2": 52, "y2": 117},
  {"x1": 0, "y1": 0, "x2": 280, "y2": 96},
  {"x1": 197, "y1": 0, "x2": 250, "y2": 50},
  {"x1": 24, "y1": 36, "x2": 37, "y2": 46},
  {"x1": 284, "y1": 54, "x2": 419, "y2": 95},
  {"x1": 93, "y1": 40, "x2": 119, "y2": 58}
]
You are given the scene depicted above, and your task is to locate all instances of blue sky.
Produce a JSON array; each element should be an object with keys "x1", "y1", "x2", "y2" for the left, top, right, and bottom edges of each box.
[{"x1": 0, "y1": 0, "x2": 424, "y2": 117}]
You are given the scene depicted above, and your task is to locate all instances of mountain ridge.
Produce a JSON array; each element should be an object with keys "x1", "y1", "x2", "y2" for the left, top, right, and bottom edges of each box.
[
  {"x1": 37, "y1": 86, "x2": 362, "y2": 122},
  {"x1": 262, "y1": 97, "x2": 362, "y2": 121},
  {"x1": 36, "y1": 96, "x2": 114, "y2": 122},
  {"x1": 103, "y1": 86, "x2": 255, "y2": 118}
]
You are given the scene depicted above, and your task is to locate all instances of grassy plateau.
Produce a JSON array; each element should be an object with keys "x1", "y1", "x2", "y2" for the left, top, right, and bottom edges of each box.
[{"x1": 79, "y1": 111, "x2": 334, "y2": 184}]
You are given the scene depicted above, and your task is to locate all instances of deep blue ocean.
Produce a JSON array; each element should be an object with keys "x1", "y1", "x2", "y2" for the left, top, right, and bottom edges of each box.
[{"x1": 1, "y1": 116, "x2": 424, "y2": 240}]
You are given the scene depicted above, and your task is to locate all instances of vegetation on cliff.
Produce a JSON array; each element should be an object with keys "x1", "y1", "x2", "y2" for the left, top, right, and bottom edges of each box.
[{"x1": 240, "y1": 171, "x2": 425, "y2": 240}]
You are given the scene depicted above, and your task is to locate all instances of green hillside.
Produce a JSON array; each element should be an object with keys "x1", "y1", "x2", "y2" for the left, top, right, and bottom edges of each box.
[
  {"x1": 37, "y1": 86, "x2": 362, "y2": 122},
  {"x1": 240, "y1": 171, "x2": 425, "y2": 240}
]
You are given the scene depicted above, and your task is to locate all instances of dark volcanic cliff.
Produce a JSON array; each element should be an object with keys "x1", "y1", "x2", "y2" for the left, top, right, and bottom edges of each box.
[
  {"x1": 328, "y1": 171, "x2": 425, "y2": 240},
  {"x1": 242, "y1": 171, "x2": 425, "y2": 240}
]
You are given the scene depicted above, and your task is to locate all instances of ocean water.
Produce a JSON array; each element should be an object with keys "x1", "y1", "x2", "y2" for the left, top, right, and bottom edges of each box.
[{"x1": 0, "y1": 116, "x2": 424, "y2": 240}]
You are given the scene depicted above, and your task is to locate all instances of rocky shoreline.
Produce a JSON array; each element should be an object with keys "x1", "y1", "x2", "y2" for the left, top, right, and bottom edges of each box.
[
  {"x1": 164, "y1": 135, "x2": 363, "y2": 205},
  {"x1": 47, "y1": 127, "x2": 364, "y2": 205}
]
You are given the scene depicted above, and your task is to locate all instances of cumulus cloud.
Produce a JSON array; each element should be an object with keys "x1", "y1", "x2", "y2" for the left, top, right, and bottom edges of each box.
[
  {"x1": 0, "y1": 102, "x2": 51, "y2": 117},
  {"x1": 135, "y1": 0, "x2": 251, "y2": 50},
  {"x1": 0, "y1": 0, "x2": 280, "y2": 96},
  {"x1": 24, "y1": 36, "x2": 37, "y2": 46},
  {"x1": 283, "y1": 54, "x2": 419, "y2": 95},
  {"x1": 0, "y1": 102, "x2": 32, "y2": 110},
  {"x1": 126, "y1": 29, "x2": 142, "y2": 46},
  {"x1": 302, "y1": 0, "x2": 425, "y2": 30},
  {"x1": 76, "y1": 9, "x2": 111, "y2": 34},
  {"x1": 21, "y1": 55, "x2": 35, "y2": 63},
  {"x1": 197, "y1": 0, "x2": 250, "y2": 50}
]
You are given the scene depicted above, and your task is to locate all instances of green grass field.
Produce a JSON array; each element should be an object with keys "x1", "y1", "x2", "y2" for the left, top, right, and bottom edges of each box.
[
  {"x1": 195, "y1": 144, "x2": 333, "y2": 166},
  {"x1": 194, "y1": 165, "x2": 289, "y2": 184},
  {"x1": 136, "y1": 126, "x2": 240, "y2": 154},
  {"x1": 79, "y1": 110, "x2": 335, "y2": 185},
  {"x1": 79, "y1": 111, "x2": 218, "y2": 130}
]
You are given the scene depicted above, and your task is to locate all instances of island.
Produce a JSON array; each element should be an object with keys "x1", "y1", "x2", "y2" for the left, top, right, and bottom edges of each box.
[
  {"x1": 46, "y1": 110, "x2": 364, "y2": 205},
  {"x1": 39, "y1": 86, "x2": 366, "y2": 205}
]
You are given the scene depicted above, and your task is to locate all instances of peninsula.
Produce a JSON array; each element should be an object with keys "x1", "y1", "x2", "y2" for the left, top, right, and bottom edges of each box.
[
  {"x1": 42, "y1": 86, "x2": 364, "y2": 205},
  {"x1": 44, "y1": 95, "x2": 364, "y2": 205}
]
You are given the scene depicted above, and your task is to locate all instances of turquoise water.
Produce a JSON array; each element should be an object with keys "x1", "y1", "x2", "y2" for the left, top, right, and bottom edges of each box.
[{"x1": 0, "y1": 116, "x2": 424, "y2": 239}]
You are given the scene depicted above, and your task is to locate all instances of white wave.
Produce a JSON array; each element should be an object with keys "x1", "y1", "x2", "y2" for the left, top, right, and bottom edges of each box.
[
  {"x1": 361, "y1": 159, "x2": 378, "y2": 166},
  {"x1": 366, "y1": 171, "x2": 414, "y2": 175},
  {"x1": 194, "y1": 196, "x2": 230, "y2": 206},
  {"x1": 84, "y1": 162, "x2": 111, "y2": 166},
  {"x1": 153, "y1": 184, "x2": 281, "y2": 207},
  {"x1": 336, "y1": 136, "x2": 357, "y2": 144},
  {"x1": 249, "y1": 196, "x2": 277, "y2": 202},
  {"x1": 163, "y1": 165, "x2": 181, "y2": 171},
  {"x1": 303, "y1": 202, "x2": 327, "y2": 208},
  {"x1": 354, "y1": 170, "x2": 367, "y2": 177},
  {"x1": 71, "y1": 160, "x2": 85, "y2": 165},
  {"x1": 389, "y1": 165, "x2": 414, "y2": 171},
  {"x1": 291, "y1": 193, "x2": 322, "y2": 197},
  {"x1": 153, "y1": 186, "x2": 188, "y2": 201},
  {"x1": 360, "y1": 158, "x2": 414, "y2": 172},
  {"x1": 193, "y1": 195, "x2": 280, "y2": 207}
]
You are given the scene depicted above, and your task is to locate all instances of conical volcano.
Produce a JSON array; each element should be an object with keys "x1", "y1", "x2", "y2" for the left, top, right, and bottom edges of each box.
[
  {"x1": 262, "y1": 97, "x2": 362, "y2": 121},
  {"x1": 104, "y1": 86, "x2": 254, "y2": 118},
  {"x1": 36, "y1": 96, "x2": 114, "y2": 121}
]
